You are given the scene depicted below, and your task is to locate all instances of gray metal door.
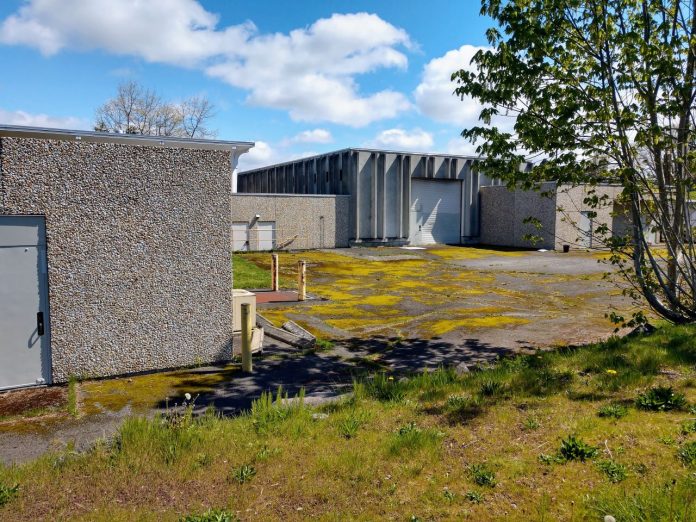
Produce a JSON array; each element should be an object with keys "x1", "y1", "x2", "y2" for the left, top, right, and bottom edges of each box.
[
  {"x1": 409, "y1": 180, "x2": 462, "y2": 245},
  {"x1": 0, "y1": 216, "x2": 51, "y2": 389}
]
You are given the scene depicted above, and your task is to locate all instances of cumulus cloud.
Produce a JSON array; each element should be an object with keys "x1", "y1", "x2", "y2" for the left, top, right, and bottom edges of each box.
[
  {"x1": 414, "y1": 44, "x2": 490, "y2": 127},
  {"x1": 236, "y1": 141, "x2": 318, "y2": 171},
  {"x1": 286, "y1": 128, "x2": 333, "y2": 144},
  {"x1": 0, "y1": 2, "x2": 412, "y2": 126},
  {"x1": 369, "y1": 128, "x2": 434, "y2": 150},
  {"x1": 0, "y1": 108, "x2": 87, "y2": 129}
]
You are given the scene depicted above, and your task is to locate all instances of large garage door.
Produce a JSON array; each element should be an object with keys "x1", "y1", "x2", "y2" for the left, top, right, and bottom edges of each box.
[
  {"x1": 409, "y1": 180, "x2": 462, "y2": 245},
  {"x1": 0, "y1": 216, "x2": 51, "y2": 389}
]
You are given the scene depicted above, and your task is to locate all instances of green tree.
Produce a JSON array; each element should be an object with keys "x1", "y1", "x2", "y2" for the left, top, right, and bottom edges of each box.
[{"x1": 454, "y1": 0, "x2": 696, "y2": 324}]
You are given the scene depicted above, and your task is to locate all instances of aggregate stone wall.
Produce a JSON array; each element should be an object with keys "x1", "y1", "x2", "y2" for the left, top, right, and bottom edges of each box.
[
  {"x1": 0, "y1": 137, "x2": 233, "y2": 382},
  {"x1": 480, "y1": 183, "x2": 557, "y2": 249},
  {"x1": 554, "y1": 184, "x2": 623, "y2": 250},
  {"x1": 231, "y1": 194, "x2": 351, "y2": 250}
]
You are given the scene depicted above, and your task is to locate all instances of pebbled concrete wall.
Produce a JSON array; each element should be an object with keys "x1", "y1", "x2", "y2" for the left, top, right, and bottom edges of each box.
[
  {"x1": 0, "y1": 137, "x2": 234, "y2": 382},
  {"x1": 480, "y1": 183, "x2": 557, "y2": 249},
  {"x1": 231, "y1": 193, "x2": 351, "y2": 250}
]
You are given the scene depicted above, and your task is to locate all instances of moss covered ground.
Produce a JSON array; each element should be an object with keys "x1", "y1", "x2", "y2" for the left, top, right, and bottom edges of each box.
[
  {"x1": 237, "y1": 246, "x2": 631, "y2": 344},
  {"x1": 1, "y1": 325, "x2": 695, "y2": 520}
]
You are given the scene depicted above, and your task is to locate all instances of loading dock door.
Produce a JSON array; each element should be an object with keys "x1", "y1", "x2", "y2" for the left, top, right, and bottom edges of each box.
[
  {"x1": 409, "y1": 180, "x2": 462, "y2": 245},
  {"x1": 0, "y1": 216, "x2": 51, "y2": 389}
]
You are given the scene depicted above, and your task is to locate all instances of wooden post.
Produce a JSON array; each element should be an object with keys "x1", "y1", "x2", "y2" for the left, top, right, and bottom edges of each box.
[
  {"x1": 298, "y1": 260, "x2": 306, "y2": 301},
  {"x1": 271, "y1": 253, "x2": 279, "y2": 291},
  {"x1": 241, "y1": 303, "x2": 253, "y2": 372}
]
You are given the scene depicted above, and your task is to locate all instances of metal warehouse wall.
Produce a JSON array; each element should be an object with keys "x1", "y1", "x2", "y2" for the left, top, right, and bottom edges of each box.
[
  {"x1": 231, "y1": 194, "x2": 351, "y2": 250},
  {"x1": 238, "y1": 149, "x2": 501, "y2": 245},
  {"x1": 0, "y1": 136, "x2": 238, "y2": 382}
]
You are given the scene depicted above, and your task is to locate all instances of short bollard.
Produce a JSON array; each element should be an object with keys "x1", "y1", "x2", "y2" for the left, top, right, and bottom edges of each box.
[
  {"x1": 241, "y1": 303, "x2": 253, "y2": 373},
  {"x1": 298, "y1": 260, "x2": 306, "y2": 301},
  {"x1": 271, "y1": 253, "x2": 279, "y2": 291}
]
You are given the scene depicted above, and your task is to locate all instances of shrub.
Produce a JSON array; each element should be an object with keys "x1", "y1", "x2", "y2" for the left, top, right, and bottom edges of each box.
[
  {"x1": 558, "y1": 435, "x2": 598, "y2": 462},
  {"x1": 388, "y1": 422, "x2": 442, "y2": 455},
  {"x1": 635, "y1": 386, "x2": 687, "y2": 412},
  {"x1": 0, "y1": 482, "x2": 19, "y2": 507},
  {"x1": 596, "y1": 460, "x2": 628, "y2": 483},
  {"x1": 337, "y1": 410, "x2": 367, "y2": 439},
  {"x1": 597, "y1": 403, "x2": 628, "y2": 419},
  {"x1": 362, "y1": 373, "x2": 406, "y2": 402},
  {"x1": 231, "y1": 464, "x2": 256, "y2": 484},
  {"x1": 677, "y1": 442, "x2": 696, "y2": 466},
  {"x1": 464, "y1": 490, "x2": 484, "y2": 503},
  {"x1": 468, "y1": 463, "x2": 497, "y2": 487},
  {"x1": 180, "y1": 509, "x2": 239, "y2": 522}
]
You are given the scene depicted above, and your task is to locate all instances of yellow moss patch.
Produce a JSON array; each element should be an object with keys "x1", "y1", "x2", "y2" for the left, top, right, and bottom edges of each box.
[
  {"x1": 427, "y1": 246, "x2": 524, "y2": 260},
  {"x1": 80, "y1": 364, "x2": 239, "y2": 415},
  {"x1": 361, "y1": 294, "x2": 402, "y2": 307},
  {"x1": 422, "y1": 315, "x2": 530, "y2": 337}
]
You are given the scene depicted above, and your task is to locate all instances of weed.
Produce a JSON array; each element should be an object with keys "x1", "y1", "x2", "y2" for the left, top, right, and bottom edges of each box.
[
  {"x1": 659, "y1": 436, "x2": 677, "y2": 446},
  {"x1": 522, "y1": 416, "x2": 540, "y2": 430},
  {"x1": 314, "y1": 338, "x2": 334, "y2": 351},
  {"x1": 468, "y1": 463, "x2": 497, "y2": 487},
  {"x1": 677, "y1": 442, "x2": 696, "y2": 466},
  {"x1": 337, "y1": 410, "x2": 367, "y2": 439},
  {"x1": 0, "y1": 482, "x2": 19, "y2": 507},
  {"x1": 231, "y1": 464, "x2": 256, "y2": 484},
  {"x1": 388, "y1": 422, "x2": 442, "y2": 455},
  {"x1": 443, "y1": 489, "x2": 455, "y2": 503},
  {"x1": 558, "y1": 435, "x2": 598, "y2": 462},
  {"x1": 538, "y1": 453, "x2": 563, "y2": 465},
  {"x1": 444, "y1": 394, "x2": 484, "y2": 423},
  {"x1": 479, "y1": 379, "x2": 504, "y2": 397},
  {"x1": 180, "y1": 508, "x2": 239, "y2": 522},
  {"x1": 250, "y1": 386, "x2": 305, "y2": 434},
  {"x1": 256, "y1": 445, "x2": 280, "y2": 461},
  {"x1": 465, "y1": 490, "x2": 484, "y2": 503},
  {"x1": 596, "y1": 460, "x2": 628, "y2": 483},
  {"x1": 635, "y1": 386, "x2": 687, "y2": 412},
  {"x1": 597, "y1": 403, "x2": 628, "y2": 419},
  {"x1": 680, "y1": 420, "x2": 696, "y2": 435},
  {"x1": 362, "y1": 373, "x2": 406, "y2": 402}
]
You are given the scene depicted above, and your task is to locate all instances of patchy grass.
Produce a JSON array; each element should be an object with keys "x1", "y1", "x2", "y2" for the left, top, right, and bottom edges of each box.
[
  {"x1": 233, "y1": 254, "x2": 275, "y2": 289},
  {"x1": 1, "y1": 325, "x2": 695, "y2": 520}
]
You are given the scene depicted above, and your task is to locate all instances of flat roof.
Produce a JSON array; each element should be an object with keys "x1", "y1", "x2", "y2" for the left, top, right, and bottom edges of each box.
[
  {"x1": 0, "y1": 124, "x2": 254, "y2": 153},
  {"x1": 238, "y1": 147, "x2": 483, "y2": 174}
]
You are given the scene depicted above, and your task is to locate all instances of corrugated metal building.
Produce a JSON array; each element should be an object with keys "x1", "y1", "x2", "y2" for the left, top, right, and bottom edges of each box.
[{"x1": 237, "y1": 148, "x2": 507, "y2": 246}]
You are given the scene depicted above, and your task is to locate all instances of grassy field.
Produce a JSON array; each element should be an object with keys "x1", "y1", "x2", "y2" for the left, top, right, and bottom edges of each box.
[{"x1": 1, "y1": 325, "x2": 696, "y2": 520}]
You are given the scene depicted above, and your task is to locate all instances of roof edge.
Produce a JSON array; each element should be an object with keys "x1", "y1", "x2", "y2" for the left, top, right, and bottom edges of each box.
[{"x1": 0, "y1": 124, "x2": 254, "y2": 153}]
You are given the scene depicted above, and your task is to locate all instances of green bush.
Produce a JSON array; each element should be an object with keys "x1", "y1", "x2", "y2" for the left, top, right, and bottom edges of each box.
[
  {"x1": 0, "y1": 482, "x2": 19, "y2": 507},
  {"x1": 558, "y1": 435, "x2": 598, "y2": 462},
  {"x1": 231, "y1": 464, "x2": 256, "y2": 484},
  {"x1": 596, "y1": 460, "x2": 628, "y2": 483},
  {"x1": 597, "y1": 403, "x2": 628, "y2": 419},
  {"x1": 677, "y1": 442, "x2": 696, "y2": 466},
  {"x1": 180, "y1": 509, "x2": 239, "y2": 522},
  {"x1": 468, "y1": 463, "x2": 497, "y2": 487},
  {"x1": 635, "y1": 386, "x2": 687, "y2": 412}
]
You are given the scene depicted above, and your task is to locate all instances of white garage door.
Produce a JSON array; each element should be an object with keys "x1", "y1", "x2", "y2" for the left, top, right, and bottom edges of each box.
[
  {"x1": 409, "y1": 180, "x2": 462, "y2": 245},
  {"x1": 232, "y1": 222, "x2": 249, "y2": 251}
]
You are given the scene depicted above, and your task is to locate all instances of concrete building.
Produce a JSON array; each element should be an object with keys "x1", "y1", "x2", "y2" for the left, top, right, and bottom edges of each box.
[
  {"x1": 480, "y1": 183, "x2": 661, "y2": 250},
  {"x1": 237, "y1": 149, "x2": 507, "y2": 246},
  {"x1": 231, "y1": 194, "x2": 351, "y2": 250},
  {"x1": 0, "y1": 125, "x2": 252, "y2": 389}
]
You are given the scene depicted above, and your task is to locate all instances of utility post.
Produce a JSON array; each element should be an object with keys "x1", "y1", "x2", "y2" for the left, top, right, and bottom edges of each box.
[
  {"x1": 271, "y1": 253, "x2": 279, "y2": 291},
  {"x1": 298, "y1": 260, "x2": 306, "y2": 301},
  {"x1": 241, "y1": 303, "x2": 253, "y2": 372}
]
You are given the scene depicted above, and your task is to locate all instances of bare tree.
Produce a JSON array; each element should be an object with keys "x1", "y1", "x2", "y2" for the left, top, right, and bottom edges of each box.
[{"x1": 94, "y1": 81, "x2": 217, "y2": 139}]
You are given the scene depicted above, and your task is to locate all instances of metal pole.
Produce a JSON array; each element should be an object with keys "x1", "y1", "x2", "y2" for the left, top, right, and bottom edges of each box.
[
  {"x1": 298, "y1": 260, "x2": 306, "y2": 301},
  {"x1": 241, "y1": 303, "x2": 253, "y2": 372},
  {"x1": 271, "y1": 253, "x2": 279, "y2": 291}
]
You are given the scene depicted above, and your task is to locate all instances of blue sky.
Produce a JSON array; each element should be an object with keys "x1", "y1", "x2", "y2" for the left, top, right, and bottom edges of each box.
[{"x1": 0, "y1": 1, "x2": 495, "y2": 170}]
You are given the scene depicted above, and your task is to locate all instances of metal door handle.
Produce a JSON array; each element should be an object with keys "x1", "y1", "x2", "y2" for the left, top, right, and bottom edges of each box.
[{"x1": 37, "y1": 312, "x2": 45, "y2": 336}]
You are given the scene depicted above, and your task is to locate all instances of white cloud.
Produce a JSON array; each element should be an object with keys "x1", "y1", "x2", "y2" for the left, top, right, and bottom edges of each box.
[
  {"x1": 369, "y1": 128, "x2": 434, "y2": 150},
  {"x1": 286, "y1": 128, "x2": 333, "y2": 144},
  {"x1": 236, "y1": 141, "x2": 318, "y2": 171},
  {"x1": 414, "y1": 44, "x2": 489, "y2": 127},
  {"x1": 0, "y1": 2, "x2": 412, "y2": 126},
  {"x1": 0, "y1": 108, "x2": 86, "y2": 129},
  {"x1": 445, "y1": 136, "x2": 483, "y2": 157}
]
